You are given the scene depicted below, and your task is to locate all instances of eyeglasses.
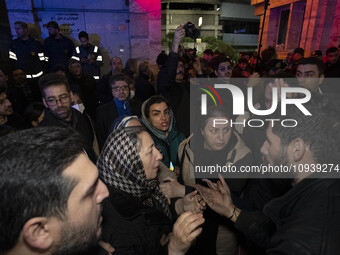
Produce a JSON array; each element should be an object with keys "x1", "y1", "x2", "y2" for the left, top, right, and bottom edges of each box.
[
  {"x1": 112, "y1": 86, "x2": 129, "y2": 92},
  {"x1": 45, "y1": 95, "x2": 70, "y2": 106},
  {"x1": 219, "y1": 66, "x2": 233, "y2": 72}
]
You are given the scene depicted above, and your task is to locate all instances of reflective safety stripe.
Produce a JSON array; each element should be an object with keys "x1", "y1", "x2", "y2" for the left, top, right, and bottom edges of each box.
[
  {"x1": 9, "y1": 55, "x2": 17, "y2": 60},
  {"x1": 45, "y1": 57, "x2": 49, "y2": 62},
  {"x1": 96, "y1": 55, "x2": 103, "y2": 61},
  {"x1": 39, "y1": 57, "x2": 45, "y2": 61},
  {"x1": 76, "y1": 47, "x2": 80, "y2": 54},
  {"x1": 94, "y1": 46, "x2": 98, "y2": 53},
  {"x1": 38, "y1": 53, "x2": 44, "y2": 57},
  {"x1": 71, "y1": 56, "x2": 80, "y2": 61},
  {"x1": 32, "y1": 71, "x2": 43, "y2": 78},
  {"x1": 93, "y1": 76, "x2": 100, "y2": 80},
  {"x1": 9, "y1": 51, "x2": 17, "y2": 60},
  {"x1": 26, "y1": 71, "x2": 44, "y2": 79}
]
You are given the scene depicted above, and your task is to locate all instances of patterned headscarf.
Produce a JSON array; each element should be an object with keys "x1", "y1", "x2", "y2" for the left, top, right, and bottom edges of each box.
[{"x1": 97, "y1": 127, "x2": 171, "y2": 219}]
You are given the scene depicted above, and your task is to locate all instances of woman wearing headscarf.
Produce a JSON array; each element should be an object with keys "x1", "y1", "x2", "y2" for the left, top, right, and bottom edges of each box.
[
  {"x1": 97, "y1": 126, "x2": 205, "y2": 254},
  {"x1": 141, "y1": 95, "x2": 185, "y2": 170}
]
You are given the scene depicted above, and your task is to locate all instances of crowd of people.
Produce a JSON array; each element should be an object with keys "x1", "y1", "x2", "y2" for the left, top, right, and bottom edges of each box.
[{"x1": 1, "y1": 22, "x2": 340, "y2": 255}]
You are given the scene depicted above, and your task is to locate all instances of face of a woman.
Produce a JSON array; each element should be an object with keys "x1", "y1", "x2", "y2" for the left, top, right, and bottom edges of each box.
[
  {"x1": 202, "y1": 117, "x2": 232, "y2": 151},
  {"x1": 148, "y1": 102, "x2": 170, "y2": 132},
  {"x1": 138, "y1": 131, "x2": 163, "y2": 179}
]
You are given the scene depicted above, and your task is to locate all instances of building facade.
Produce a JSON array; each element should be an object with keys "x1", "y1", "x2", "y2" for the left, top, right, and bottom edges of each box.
[{"x1": 252, "y1": 0, "x2": 340, "y2": 58}]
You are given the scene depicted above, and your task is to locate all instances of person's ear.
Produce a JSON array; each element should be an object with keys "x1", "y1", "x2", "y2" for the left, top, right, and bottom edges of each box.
[
  {"x1": 42, "y1": 97, "x2": 48, "y2": 108},
  {"x1": 22, "y1": 217, "x2": 54, "y2": 251},
  {"x1": 291, "y1": 138, "x2": 306, "y2": 162},
  {"x1": 318, "y1": 74, "x2": 325, "y2": 85}
]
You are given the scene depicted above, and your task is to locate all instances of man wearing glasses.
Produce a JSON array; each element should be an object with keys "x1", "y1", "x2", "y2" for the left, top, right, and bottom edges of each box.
[
  {"x1": 38, "y1": 73, "x2": 97, "y2": 162},
  {"x1": 96, "y1": 73, "x2": 141, "y2": 150}
]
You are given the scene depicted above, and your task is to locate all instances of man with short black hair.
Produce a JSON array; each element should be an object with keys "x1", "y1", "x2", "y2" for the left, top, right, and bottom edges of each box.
[
  {"x1": 0, "y1": 127, "x2": 110, "y2": 255},
  {"x1": 38, "y1": 73, "x2": 97, "y2": 162},
  {"x1": 71, "y1": 31, "x2": 103, "y2": 80},
  {"x1": 296, "y1": 57, "x2": 325, "y2": 93},
  {"x1": 196, "y1": 94, "x2": 340, "y2": 254},
  {"x1": 96, "y1": 73, "x2": 141, "y2": 149},
  {"x1": 324, "y1": 46, "x2": 340, "y2": 77}
]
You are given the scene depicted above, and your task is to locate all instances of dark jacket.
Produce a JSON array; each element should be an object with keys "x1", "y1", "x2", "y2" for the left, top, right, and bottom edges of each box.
[
  {"x1": 43, "y1": 34, "x2": 75, "y2": 69},
  {"x1": 68, "y1": 74, "x2": 98, "y2": 119},
  {"x1": 235, "y1": 177, "x2": 340, "y2": 254},
  {"x1": 39, "y1": 108, "x2": 96, "y2": 162},
  {"x1": 95, "y1": 99, "x2": 141, "y2": 150},
  {"x1": 100, "y1": 188, "x2": 172, "y2": 255},
  {"x1": 72, "y1": 43, "x2": 103, "y2": 78},
  {"x1": 97, "y1": 71, "x2": 113, "y2": 105},
  {"x1": 9, "y1": 37, "x2": 45, "y2": 75},
  {"x1": 157, "y1": 51, "x2": 190, "y2": 137},
  {"x1": 135, "y1": 73, "x2": 155, "y2": 102}
]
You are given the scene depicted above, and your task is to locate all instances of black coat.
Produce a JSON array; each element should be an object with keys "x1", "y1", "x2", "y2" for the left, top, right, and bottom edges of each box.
[
  {"x1": 99, "y1": 188, "x2": 172, "y2": 255},
  {"x1": 39, "y1": 108, "x2": 96, "y2": 162},
  {"x1": 95, "y1": 99, "x2": 141, "y2": 150}
]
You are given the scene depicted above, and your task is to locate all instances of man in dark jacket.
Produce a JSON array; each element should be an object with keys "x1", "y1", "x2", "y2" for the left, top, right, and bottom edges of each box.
[
  {"x1": 97, "y1": 57, "x2": 123, "y2": 105},
  {"x1": 38, "y1": 73, "x2": 97, "y2": 162},
  {"x1": 9, "y1": 21, "x2": 45, "y2": 80},
  {"x1": 196, "y1": 94, "x2": 340, "y2": 254},
  {"x1": 96, "y1": 73, "x2": 141, "y2": 150},
  {"x1": 157, "y1": 25, "x2": 190, "y2": 137},
  {"x1": 71, "y1": 31, "x2": 103, "y2": 80},
  {"x1": 43, "y1": 21, "x2": 75, "y2": 70}
]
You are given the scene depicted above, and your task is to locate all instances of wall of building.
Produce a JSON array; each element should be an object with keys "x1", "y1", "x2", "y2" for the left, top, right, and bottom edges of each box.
[
  {"x1": 220, "y1": 1, "x2": 260, "y2": 51},
  {"x1": 4, "y1": 0, "x2": 161, "y2": 75},
  {"x1": 252, "y1": 0, "x2": 340, "y2": 59}
]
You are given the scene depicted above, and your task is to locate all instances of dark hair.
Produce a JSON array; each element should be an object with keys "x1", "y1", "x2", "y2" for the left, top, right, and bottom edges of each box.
[
  {"x1": 0, "y1": 86, "x2": 6, "y2": 95},
  {"x1": 203, "y1": 49, "x2": 213, "y2": 56},
  {"x1": 261, "y1": 46, "x2": 277, "y2": 63},
  {"x1": 272, "y1": 94, "x2": 340, "y2": 164},
  {"x1": 213, "y1": 56, "x2": 231, "y2": 71},
  {"x1": 326, "y1": 46, "x2": 338, "y2": 55},
  {"x1": 78, "y1": 31, "x2": 89, "y2": 40},
  {"x1": 14, "y1": 21, "x2": 28, "y2": 30},
  {"x1": 200, "y1": 106, "x2": 232, "y2": 131},
  {"x1": 39, "y1": 73, "x2": 70, "y2": 97},
  {"x1": 143, "y1": 95, "x2": 169, "y2": 119},
  {"x1": 297, "y1": 57, "x2": 325, "y2": 75},
  {"x1": 24, "y1": 102, "x2": 45, "y2": 127},
  {"x1": 156, "y1": 52, "x2": 168, "y2": 66},
  {"x1": 0, "y1": 127, "x2": 85, "y2": 252},
  {"x1": 125, "y1": 126, "x2": 146, "y2": 152},
  {"x1": 109, "y1": 73, "x2": 131, "y2": 88},
  {"x1": 238, "y1": 58, "x2": 248, "y2": 64}
]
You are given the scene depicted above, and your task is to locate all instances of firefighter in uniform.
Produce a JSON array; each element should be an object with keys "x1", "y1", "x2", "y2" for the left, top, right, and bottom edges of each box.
[
  {"x1": 71, "y1": 31, "x2": 104, "y2": 81},
  {"x1": 9, "y1": 21, "x2": 45, "y2": 81}
]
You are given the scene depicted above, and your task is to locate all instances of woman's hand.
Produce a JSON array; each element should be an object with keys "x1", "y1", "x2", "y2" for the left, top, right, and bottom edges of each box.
[
  {"x1": 99, "y1": 240, "x2": 115, "y2": 255},
  {"x1": 159, "y1": 177, "x2": 185, "y2": 199}
]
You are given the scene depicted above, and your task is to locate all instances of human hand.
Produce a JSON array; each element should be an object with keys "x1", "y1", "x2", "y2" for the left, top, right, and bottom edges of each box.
[
  {"x1": 247, "y1": 72, "x2": 260, "y2": 87},
  {"x1": 182, "y1": 190, "x2": 206, "y2": 214},
  {"x1": 172, "y1": 26, "x2": 185, "y2": 53},
  {"x1": 99, "y1": 240, "x2": 115, "y2": 255},
  {"x1": 194, "y1": 174, "x2": 234, "y2": 218},
  {"x1": 168, "y1": 211, "x2": 205, "y2": 255},
  {"x1": 160, "y1": 177, "x2": 185, "y2": 199}
]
